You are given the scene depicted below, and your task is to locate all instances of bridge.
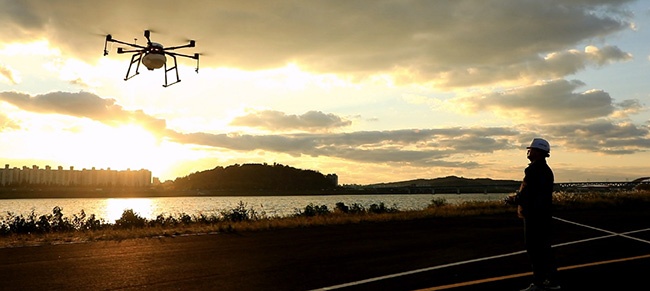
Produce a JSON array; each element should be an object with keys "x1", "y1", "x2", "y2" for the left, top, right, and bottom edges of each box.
[
  {"x1": 368, "y1": 177, "x2": 650, "y2": 194},
  {"x1": 555, "y1": 177, "x2": 650, "y2": 192}
]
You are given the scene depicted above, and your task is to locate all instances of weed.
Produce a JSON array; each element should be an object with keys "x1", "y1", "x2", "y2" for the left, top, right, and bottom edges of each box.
[
  {"x1": 115, "y1": 209, "x2": 146, "y2": 229},
  {"x1": 429, "y1": 197, "x2": 448, "y2": 208},
  {"x1": 295, "y1": 203, "x2": 330, "y2": 217},
  {"x1": 1, "y1": 190, "x2": 649, "y2": 247}
]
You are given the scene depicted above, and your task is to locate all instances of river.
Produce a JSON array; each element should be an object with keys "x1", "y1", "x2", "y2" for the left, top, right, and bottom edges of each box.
[{"x1": 0, "y1": 193, "x2": 508, "y2": 222}]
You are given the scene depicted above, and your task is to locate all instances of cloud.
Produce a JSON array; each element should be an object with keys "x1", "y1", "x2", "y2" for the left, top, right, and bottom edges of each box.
[
  {"x1": 0, "y1": 0, "x2": 635, "y2": 87},
  {"x1": 0, "y1": 112, "x2": 21, "y2": 131},
  {"x1": 230, "y1": 110, "x2": 351, "y2": 131},
  {"x1": 2, "y1": 89, "x2": 647, "y2": 167},
  {"x1": 541, "y1": 120, "x2": 650, "y2": 154},
  {"x1": 612, "y1": 99, "x2": 646, "y2": 118},
  {"x1": 452, "y1": 79, "x2": 617, "y2": 123},
  {"x1": 169, "y1": 127, "x2": 518, "y2": 166},
  {"x1": 0, "y1": 64, "x2": 20, "y2": 85},
  {"x1": 408, "y1": 45, "x2": 633, "y2": 88},
  {"x1": 583, "y1": 45, "x2": 633, "y2": 66},
  {"x1": 0, "y1": 91, "x2": 167, "y2": 133}
]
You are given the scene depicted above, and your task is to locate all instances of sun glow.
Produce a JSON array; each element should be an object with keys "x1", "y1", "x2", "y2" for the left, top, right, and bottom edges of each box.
[
  {"x1": 0, "y1": 40, "x2": 59, "y2": 56},
  {"x1": 104, "y1": 198, "x2": 155, "y2": 222},
  {"x1": 63, "y1": 122, "x2": 212, "y2": 181},
  {"x1": 25, "y1": 119, "x2": 163, "y2": 172},
  {"x1": 69, "y1": 123, "x2": 171, "y2": 173}
]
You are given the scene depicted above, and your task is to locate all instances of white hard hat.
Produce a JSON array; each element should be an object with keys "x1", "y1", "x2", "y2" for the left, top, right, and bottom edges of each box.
[{"x1": 527, "y1": 138, "x2": 550, "y2": 153}]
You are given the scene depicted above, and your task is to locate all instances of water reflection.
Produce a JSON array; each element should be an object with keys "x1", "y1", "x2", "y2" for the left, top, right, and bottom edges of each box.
[
  {"x1": 104, "y1": 198, "x2": 155, "y2": 222},
  {"x1": 1, "y1": 194, "x2": 509, "y2": 222}
]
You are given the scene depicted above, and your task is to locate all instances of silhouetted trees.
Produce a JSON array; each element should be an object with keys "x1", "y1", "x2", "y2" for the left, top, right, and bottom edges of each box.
[{"x1": 172, "y1": 163, "x2": 337, "y2": 191}]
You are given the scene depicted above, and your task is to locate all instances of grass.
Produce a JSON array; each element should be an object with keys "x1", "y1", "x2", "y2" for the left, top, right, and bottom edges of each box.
[{"x1": 1, "y1": 190, "x2": 649, "y2": 248}]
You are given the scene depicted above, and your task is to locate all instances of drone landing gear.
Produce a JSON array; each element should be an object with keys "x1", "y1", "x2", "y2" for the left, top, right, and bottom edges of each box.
[
  {"x1": 125, "y1": 53, "x2": 143, "y2": 81},
  {"x1": 163, "y1": 55, "x2": 181, "y2": 88}
]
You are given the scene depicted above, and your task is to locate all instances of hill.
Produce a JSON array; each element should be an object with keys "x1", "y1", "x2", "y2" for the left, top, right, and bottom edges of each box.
[
  {"x1": 172, "y1": 163, "x2": 338, "y2": 192},
  {"x1": 364, "y1": 176, "x2": 521, "y2": 194},
  {"x1": 370, "y1": 176, "x2": 520, "y2": 188}
]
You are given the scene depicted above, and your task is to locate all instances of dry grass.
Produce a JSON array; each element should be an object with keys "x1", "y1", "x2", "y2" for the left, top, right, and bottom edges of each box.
[{"x1": 1, "y1": 190, "x2": 648, "y2": 248}]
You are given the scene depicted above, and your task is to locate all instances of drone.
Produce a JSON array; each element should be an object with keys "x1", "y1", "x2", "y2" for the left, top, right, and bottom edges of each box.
[{"x1": 103, "y1": 30, "x2": 199, "y2": 87}]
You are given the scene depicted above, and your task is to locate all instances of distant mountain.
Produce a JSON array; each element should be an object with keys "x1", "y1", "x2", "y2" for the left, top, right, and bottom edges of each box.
[{"x1": 368, "y1": 176, "x2": 520, "y2": 188}]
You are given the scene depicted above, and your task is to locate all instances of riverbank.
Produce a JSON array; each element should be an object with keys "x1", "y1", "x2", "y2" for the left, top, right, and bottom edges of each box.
[{"x1": 2, "y1": 190, "x2": 648, "y2": 249}]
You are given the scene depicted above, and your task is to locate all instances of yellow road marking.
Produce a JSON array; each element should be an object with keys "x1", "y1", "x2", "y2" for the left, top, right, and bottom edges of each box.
[{"x1": 416, "y1": 253, "x2": 650, "y2": 291}]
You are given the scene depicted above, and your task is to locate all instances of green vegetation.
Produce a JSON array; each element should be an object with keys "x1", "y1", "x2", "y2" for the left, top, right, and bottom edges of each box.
[
  {"x1": 172, "y1": 163, "x2": 338, "y2": 191},
  {"x1": 1, "y1": 191, "x2": 649, "y2": 248}
]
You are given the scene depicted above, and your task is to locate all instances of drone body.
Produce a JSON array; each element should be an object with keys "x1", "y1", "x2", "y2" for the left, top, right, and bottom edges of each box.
[
  {"x1": 103, "y1": 30, "x2": 199, "y2": 87},
  {"x1": 142, "y1": 43, "x2": 166, "y2": 70}
]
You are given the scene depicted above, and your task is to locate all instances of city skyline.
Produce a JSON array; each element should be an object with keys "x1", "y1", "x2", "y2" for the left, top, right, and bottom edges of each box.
[{"x1": 1, "y1": 164, "x2": 152, "y2": 187}]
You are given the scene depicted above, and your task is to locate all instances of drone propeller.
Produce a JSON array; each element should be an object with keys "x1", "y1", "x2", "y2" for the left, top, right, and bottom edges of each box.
[
  {"x1": 86, "y1": 28, "x2": 112, "y2": 38},
  {"x1": 175, "y1": 36, "x2": 200, "y2": 43}
]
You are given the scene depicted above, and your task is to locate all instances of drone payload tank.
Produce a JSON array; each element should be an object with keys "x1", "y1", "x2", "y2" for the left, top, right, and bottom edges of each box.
[{"x1": 142, "y1": 53, "x2": 166, "y2": 70}]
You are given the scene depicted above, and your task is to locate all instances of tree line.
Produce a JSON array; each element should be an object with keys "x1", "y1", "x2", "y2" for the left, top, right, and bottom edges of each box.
[{"x1": 172, "y1": 163, "x2": 338, "y2": 191}]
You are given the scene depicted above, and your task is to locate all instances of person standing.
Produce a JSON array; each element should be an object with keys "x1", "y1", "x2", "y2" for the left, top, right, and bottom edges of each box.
[{"x1": 510, "y1": 138, "x2": 560, "y2": 291}]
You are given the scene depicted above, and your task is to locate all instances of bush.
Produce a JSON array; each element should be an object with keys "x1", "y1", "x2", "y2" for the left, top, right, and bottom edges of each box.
[
  {"x1": 334, "y1": 202, "x2": 397, "y2": 215},
  {"x1": 429, "y1": 197, "x2": 448, "y2": 208},
  {"x1": 334, "y1": 202, "x2": 349, "y2": 213},
  {"x1": 115, "y1": 209, "x2": 146, "y2": 229},
  {"x1": 368, "y1": 202, "x2": 398, "y2": 214},
  {"x1": 193, "y1": 213, "x2": 220, "y2": 224},
  {"x1": 221, "y1": 201, "x2": 258, "y2": 222},
  {"x1": 295, "y1": 203, "x2": 330, "y2": 217},
  {"x1": 0, "y1": 207, "x2": 85, "y2": 234}
]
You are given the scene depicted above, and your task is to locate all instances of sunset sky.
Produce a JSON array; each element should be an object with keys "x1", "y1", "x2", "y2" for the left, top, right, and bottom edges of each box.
[{"x1": 1, "y1": 0, "x2": 649, "y2": 185}]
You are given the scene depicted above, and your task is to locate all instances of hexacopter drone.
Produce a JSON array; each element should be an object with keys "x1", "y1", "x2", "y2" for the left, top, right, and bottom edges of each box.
[{"x1": 103, "y1": 30, "x2": 199, "y2": 87}]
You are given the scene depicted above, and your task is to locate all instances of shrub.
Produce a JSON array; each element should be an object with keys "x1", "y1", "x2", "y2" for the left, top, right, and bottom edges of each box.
[
  {"x1": 71, "y1": 210, "x2": 103, "y2": 231},
  {"x1": 295, "y1": 203, "x2": 330, "y2": 217},
  {"x1": 193, "y1": 213, "x2": 220, "y2": 224},
  {"x1": 335, "y1": 202, "x2": 349, "y2": 213},
  {"x1": 348, "y1": 203, "x2": 366, "y2": 214},
  {"x1": 115, "y1": 209, "x2": 146, "y2": 229},
  {"x1": 429, "y1": 197, "x2": 448, "y2": 208},
  {"x1": 368, "y1": 202, "x2": 398, "y2": 214},
  {"x1": 51, "y1": 206, "x2": 73, "y2": 232},
  {"x1": 153, "y1": 214, "x2": 178, "y2": 226},
  {"x1": 221, "y1": 201, "x2": 256, "y2": 222}
]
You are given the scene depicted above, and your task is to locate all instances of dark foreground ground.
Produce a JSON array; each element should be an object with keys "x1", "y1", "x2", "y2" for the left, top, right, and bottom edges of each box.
[{"x1": 1, "y1": 208, "x2": 649, "y2": 290}]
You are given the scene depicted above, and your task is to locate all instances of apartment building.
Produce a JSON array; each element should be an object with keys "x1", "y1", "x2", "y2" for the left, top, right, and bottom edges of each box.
[{"x1": 0, "y1": 164, "x2": 152, "y2": 187}]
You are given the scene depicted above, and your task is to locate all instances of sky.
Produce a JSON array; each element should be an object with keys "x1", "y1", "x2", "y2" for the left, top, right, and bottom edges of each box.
[{"x1": 1, "y1": 0, "x2": 649, "y2": 185}]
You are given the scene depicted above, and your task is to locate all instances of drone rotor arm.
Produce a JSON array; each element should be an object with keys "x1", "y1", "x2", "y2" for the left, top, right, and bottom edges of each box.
[
  {"x1": 117, "y1": 48, "x2": 145, "y2": 54},
  {"x1": 163, "y1": 44, "x2": 194, "y2": 51},
  {"x1": 107, "y1": 38, "x2": 146, "y2": 49},
  {"x1": 164, "y1": 51, "x2": 198, "y2": 59}
]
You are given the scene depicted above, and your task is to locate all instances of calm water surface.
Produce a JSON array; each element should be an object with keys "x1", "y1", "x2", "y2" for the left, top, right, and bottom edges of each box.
[{"x1": 0, "y1": 193, "x2": 508, "y2": 222}]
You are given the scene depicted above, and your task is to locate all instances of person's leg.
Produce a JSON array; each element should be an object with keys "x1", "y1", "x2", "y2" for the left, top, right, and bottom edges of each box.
[
  {"x1": 527, "y1": 218, "x2": 560, "y2": 289},
  {"x1": 525, "y1": 219, "x2": 555, "y2": 285}
]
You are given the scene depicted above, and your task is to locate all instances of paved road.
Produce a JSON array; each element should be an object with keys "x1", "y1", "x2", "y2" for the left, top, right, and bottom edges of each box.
[{"x1": 1, "y1": 209, "x2": 648, "y2": 290}]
